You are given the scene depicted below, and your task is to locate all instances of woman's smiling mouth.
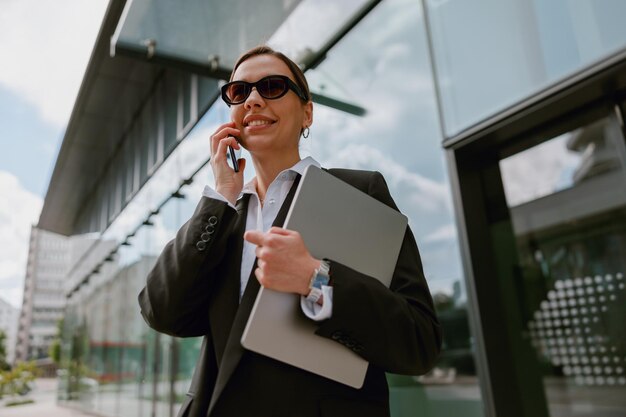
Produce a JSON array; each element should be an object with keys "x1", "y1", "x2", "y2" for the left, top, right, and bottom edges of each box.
[
  {"x1": 243, "y1": 115, "x2": 277, "y2": 127},
  {"x1": 247, "y1": 119, "x2": 274, "y2": 127}
]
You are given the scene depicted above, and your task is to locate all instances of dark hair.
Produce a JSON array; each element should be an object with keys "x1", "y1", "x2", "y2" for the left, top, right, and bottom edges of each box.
[{"x1": 230, "y1": 45, "x2": 311, "y2": 102}]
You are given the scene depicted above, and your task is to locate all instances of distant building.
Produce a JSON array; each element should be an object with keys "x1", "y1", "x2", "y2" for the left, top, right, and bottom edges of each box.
[
  {"x1": 0, "y1": 297, "x2": 19, "y2": 365},
  {"x1": 15, "y1": 226, "x2": 70, "y2": 362}
]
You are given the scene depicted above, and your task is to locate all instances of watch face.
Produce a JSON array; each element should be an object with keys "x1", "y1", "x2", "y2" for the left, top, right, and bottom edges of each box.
[{"x1": 312, "y1": 273, "x2": 330, "y2": 289}]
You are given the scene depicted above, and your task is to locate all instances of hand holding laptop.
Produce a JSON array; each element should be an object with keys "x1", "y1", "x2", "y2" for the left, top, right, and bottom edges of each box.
[{"x1": 244, "y1": 227, "x2": 321, "y2": 297}]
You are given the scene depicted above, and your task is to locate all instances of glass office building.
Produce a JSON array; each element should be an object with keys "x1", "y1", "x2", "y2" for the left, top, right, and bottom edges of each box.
[{"x1": 38, "y1": 0, "x2": 626, "y2": 416}]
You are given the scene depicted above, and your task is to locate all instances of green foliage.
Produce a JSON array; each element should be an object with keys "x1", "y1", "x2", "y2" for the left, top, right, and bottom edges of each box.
[
  {"x1": 49, "y1": 340, "x2": 61, "y2": 365},
  {"x1": 49, "y1": 318, "x2": 64, "y2": 365},
  {"x1": 0, "y1": 361, "x2": 39, "y2": 399},
  {"x1": 5, "y1": 398, "x2": 35, "y2": 407},
  {"x1": 0, "y1": 330, "x2": 10, "y2": 371},
  {"x1": 432, "y1": 292, "x2": 454, "y2": 312}
]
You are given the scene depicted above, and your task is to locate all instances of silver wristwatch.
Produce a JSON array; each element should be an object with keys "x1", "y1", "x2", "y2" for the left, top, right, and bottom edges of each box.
[{"x1": 305, "y1": 260, "x2": 331, "y2": 303}]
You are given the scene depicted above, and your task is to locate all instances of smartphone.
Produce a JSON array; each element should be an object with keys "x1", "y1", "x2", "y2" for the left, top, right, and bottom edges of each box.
[{"x1": 227, "y1": 136, "x2": 240, "y2": 172}]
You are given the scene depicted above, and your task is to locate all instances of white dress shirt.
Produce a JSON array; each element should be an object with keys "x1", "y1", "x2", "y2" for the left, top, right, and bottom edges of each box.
[{"x1": 202, "y1": 156, "x2": 333, "y2": 320}]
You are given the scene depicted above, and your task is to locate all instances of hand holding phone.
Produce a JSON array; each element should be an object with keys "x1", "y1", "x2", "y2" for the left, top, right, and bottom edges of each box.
[
  {"x1": 228, "y1": 145, "x2": 239, "y2": 172},
  {"x1": 227, "y1": 135, "x2": 241, "y2": 172}
]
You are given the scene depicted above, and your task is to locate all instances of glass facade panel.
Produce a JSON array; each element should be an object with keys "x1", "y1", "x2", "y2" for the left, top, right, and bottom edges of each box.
[
  {"x1": 173, "y1": 338, "x2": 202, "y2": 408},
  {"x1": 116, "y1": 265, "x2": 146, "y2": 417},
  {"x1": 124, "y1": 137, "x2": 135, "y2": 203},
  {"x1": 162, "y1": 73, "x2": 179, "y2": 152},
  {"x1": 154, "y1": 334, "x2": 173, "y2": 417},
  {"x1": 145, "y1": 97, "x2": 159, "y2": 174},
  {"x1": 112, "y1": 0, "x2": 302, "y2": 69},
  {"x1": 268, "y1": 0, "x2": 371, "y2": 61},
  {"x1": 301, "y1": 0, "x2": 483, "y2": 415},
  {"x1": 426, "y1": 0, "x2": 626, "y2": 136},
  {"x1": 180, "y1": 74, "x2": 194, "y2": 136},
  {"x1": 58, "y1": 104, "x2": 214, "y2": 417},
  {"x1": 197, "y1": 76, "x2": 220, "y2": 117},
  {"x1": 99, "y1": 184, "x2": 109, "y2": 232},
  {"x1": 499, "y1": 116, "x2": 626, "y2": 416}
]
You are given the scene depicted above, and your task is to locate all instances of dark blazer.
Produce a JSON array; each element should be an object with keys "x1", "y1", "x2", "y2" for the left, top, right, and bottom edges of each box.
[{"x1": 138, "y1": 168, "x2": 442, "y2": 417}]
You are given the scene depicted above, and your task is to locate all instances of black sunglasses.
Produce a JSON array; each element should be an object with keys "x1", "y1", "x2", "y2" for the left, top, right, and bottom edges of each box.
[{"x1": 221, "y1": 75, "x2": 308, "y2": 106}]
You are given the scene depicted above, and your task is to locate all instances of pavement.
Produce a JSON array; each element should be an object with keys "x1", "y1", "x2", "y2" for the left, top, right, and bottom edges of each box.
[{"x1": 0, "y1": 378, "x2": 93, "y2": 417}]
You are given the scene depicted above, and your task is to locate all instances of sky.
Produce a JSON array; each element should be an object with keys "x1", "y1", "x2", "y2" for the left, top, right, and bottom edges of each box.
[
  {"x1": 0, "y1": 0, "x2": 109, "y2": 308},
  {"x1": 0, "y1": 0, "x2": 590, "y2": 311},
  {"x1": 0, "y1": 0, "x2": 455, "y2": 311}
]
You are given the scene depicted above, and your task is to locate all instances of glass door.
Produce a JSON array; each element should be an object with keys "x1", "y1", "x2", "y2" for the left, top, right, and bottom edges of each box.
[{"x1": 498, "y1": 113, "x2": 626, "y2": 416}]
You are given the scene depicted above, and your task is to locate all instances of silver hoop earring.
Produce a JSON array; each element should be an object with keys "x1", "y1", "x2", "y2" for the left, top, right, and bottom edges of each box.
[{"x1": 302, "y1": 127, "x2": 310, "y2": 138}]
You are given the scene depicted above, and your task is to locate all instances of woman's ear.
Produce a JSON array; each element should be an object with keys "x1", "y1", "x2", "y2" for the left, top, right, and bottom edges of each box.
[{"x1": 303, "y1": 100, "x2": 313, "y2": 129}]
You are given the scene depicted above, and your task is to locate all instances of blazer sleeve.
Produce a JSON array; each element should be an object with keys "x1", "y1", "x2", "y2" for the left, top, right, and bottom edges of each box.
[
  {"x1": 138, "y1": 196, "x2": 239, "y2": 338},
  {"x1": 315, "y1": 171, "x2": 443, "y2": 375}
]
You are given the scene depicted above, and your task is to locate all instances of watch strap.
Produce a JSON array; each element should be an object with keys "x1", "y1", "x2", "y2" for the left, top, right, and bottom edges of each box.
[
  {"x1": 306, "y1": 260, "x2": 331, "y2": 302},
  {"x1": 305, "y1": 286, "x2": 324, "y2": 303}
]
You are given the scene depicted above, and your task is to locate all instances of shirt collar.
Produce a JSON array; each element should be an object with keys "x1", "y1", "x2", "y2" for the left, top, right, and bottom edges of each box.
[
  {"x1": 240, "y1": 156, "x2": 320, "y2": 198},
  {"x1": 289, "y1": 156, "x2": 321, "y2": 176}
]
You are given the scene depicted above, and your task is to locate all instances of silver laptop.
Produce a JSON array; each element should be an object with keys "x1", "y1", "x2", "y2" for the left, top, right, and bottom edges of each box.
[{"x1": 241, "y1": 165, "x2": 408, "y2": 388}]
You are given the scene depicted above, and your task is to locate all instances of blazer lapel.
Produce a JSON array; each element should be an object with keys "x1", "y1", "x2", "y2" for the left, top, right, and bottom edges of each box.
[
  {"x1": 208, "y1": 175, "x2": 301, "y2": 414},
  {"x1": 209, "y1": 195, "x2": 250, "y2": 365}
]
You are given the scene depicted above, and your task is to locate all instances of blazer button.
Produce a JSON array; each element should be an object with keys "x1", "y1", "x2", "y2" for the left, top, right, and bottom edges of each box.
[
  {"x1": 196, "y1": 241, "x2": 207, "y2": 251},
  {"x1": 208, "y1": 216, "x2": 218, "y2": 226},
  {"x1": 204, "y1": 224, "x2": 215, "y2": 234},
  {"x1": 201, "y1": 233, "x2": 211, "y2": 242},
  {"x1": 331, "y1": 331, "x2": 342, "y2": 340}
]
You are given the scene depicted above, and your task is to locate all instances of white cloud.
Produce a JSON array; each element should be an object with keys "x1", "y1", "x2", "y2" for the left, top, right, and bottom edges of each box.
[
  {"x1": 323, "y1": 143, "x2": 451, "y2": 213},
  {"x1": 0, "y1": 171, "x2": 43, "y2": 308},
  {"x1": 500, "y1": 133, "x2": 582, "y2": 207},
  {"x1": 423, "y1": 223, "x2": 457, "y2": 243},
  {"x1": 0, "y1": 0, "x2": 109, "y2": 127}
]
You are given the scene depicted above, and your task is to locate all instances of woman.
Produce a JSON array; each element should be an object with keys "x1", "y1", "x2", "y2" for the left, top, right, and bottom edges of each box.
[{"x1": 139, "y1": 45, "x2": 442, "y2": 417}]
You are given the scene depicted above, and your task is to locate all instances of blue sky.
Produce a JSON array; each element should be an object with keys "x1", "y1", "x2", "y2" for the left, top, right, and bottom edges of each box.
[
  {"x1": 0, "y1": 0, "x2": 109, "y2": 308},
  {"x1": 0, "y1": 85, "x2": 60, "y2": 196}
]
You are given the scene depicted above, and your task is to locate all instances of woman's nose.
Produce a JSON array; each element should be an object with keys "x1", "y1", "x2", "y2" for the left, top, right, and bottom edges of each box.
[{"x1": 244, "y1": 87, "x2": 265, "y2": 109}]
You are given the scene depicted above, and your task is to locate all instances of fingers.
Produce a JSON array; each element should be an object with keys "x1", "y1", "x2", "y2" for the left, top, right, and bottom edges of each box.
[
  {"x1": 245, "y1": 229, "x2": 298, "y2": 249},
  {"x1": 210, "y1": 127, "x2": 243, "y2": 181},
  {"x1": 247, "y1": 228, "x2": 313, "y2": 294},
  {"x1": 268, "y1": 227, "x2": 292, "y2": 236},
  {"x1": 214, "y1": 136, "x2": 239, "y2": 166},
  {"x1": 244, "y1": 230, "x2": 265, "y2": 246},
  {"x1": 237, "y1": 158, "x2": 246, "y2": 172},
  {"x1": 210, "y1": 122, "x2": 241, "y2": 157}
]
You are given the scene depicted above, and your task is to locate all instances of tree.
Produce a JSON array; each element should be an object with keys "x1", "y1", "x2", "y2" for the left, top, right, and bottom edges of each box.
[
  {"x1": 0, "y1": 330, "x2": 10, "y2": 371},
  {"x1": 0, "y1": 361, "x2": 39, "y2": 399},
  {"x1": 49, "y1": 318, "x2": 64, "y2": 365}
]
